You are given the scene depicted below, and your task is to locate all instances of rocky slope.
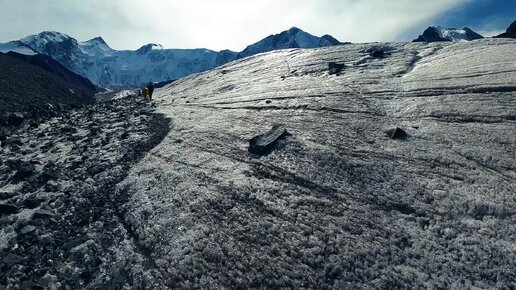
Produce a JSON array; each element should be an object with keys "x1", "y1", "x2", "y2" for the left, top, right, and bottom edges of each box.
[
  {"x1": 413, "y1": 26, "x2": 483, "y2": 42},
  {"x1": 0, "y1": 29, "x2": 344, "y2": 88},
  {"x1": 4, "y1": 52, "x2": 97, "y2": 95},
  {"x1": 1, "y1": 38, "x2": 515, "y2": 289},
  {"x1": 0, "y1": 95, "x2": 170, "y2": 289},
  {"x1": 0, "y1": 52, "x2": 96, "y2": 127}
]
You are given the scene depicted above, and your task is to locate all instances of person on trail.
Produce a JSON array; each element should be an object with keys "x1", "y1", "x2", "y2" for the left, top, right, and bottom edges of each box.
[
  {"x1": 147, "y1": 82, "x2": 155, "y2": 100},
  {"x1": 142, "y1": 87, "x2": 149, "y2": 99}
]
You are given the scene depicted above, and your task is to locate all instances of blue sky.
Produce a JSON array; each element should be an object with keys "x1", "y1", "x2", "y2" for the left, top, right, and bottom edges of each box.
[
  {"x1": 431, "y1": 0, "x2": 515, "y2": 36},
  {"x1": 0, "y1": 0, "x2": 513, "y2": 50}
]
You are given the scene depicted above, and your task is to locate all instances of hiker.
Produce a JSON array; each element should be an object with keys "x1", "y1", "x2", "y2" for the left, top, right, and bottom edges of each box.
[
  {"x1": 142, "y1": 87, "x2": 149, "y2": 99},
  {"x1": 147, "y1": 82, "x2": 155, "y2": 100}
]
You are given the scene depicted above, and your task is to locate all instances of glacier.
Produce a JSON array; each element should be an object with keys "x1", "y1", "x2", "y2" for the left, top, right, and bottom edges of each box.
[
  {"x1": 0, "y1": 37, "x2": 514, "y2": 289},
  {"x1": 115, "y1": 38, "x2": 516, "y2": 289}
]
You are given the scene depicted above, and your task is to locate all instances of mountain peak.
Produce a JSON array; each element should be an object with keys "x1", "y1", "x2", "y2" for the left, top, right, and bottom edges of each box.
[
  {"x1": 495, "y1": 20, "x2": 516, "y2": 39},
  {"x1": 31, "y1": 31, "x2": 72, "y2": 42},
  {"x1": 86, "y1": 36, "x2": 108, "y2": 46},
  {"x1": 136, "y1": 43, "x2": 164, "y2": 54},
  {"x1": 235, "y1": 27, "x2": 343, "y2": 60},
  {"x1": 413, "y1": 26, "x2": 483, "y2": 42},
  {"x1": 287, "y1": 27, "x2": 302, "y2": 33}
]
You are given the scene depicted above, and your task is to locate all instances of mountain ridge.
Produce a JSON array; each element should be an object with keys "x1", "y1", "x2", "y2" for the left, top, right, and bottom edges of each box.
[{"x1": 0, "y1": 28, "x2": 344, "y2": 87}]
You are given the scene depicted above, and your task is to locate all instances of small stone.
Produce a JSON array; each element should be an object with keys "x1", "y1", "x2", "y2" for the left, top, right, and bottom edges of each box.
[
  {"x1": 32, "y1": 208, "x2": 55, "y2": 219},
  {"x1": 328, "y1": 62, "x2": 345, "y2": 75},
  {"x1": 249, "y1": 125, "x2": 290, "y2": 156},
  {"x1": 386, "y1": 127, "x2": 408, "y2": 139},
  {"x1": 7, "y1": 113, "x2": 24, "y2": 126},
  {"x1": 0, "y1": 191, "x2": 18, "y2": 200},
  {"x1": 2, "y1": 253, "x2": 24, "y2": 267},
  {"x1": 0, "y1": 203, "x2": 19, "y2": 215},
  {"x1": 20, "y1": 225, "x2": 36, "y2": 234},
  {"x1": 24, "y1": 198, "x2": 43, "y2": 209},
  {"x1": 369, "y1": 50, "x2": 385, "y2": 58},
  {"x1": 13, "y1": 162, "x2": 36, "y2": 180},
  {"x1": 6, "y1": 137, "x2": 23, "y2": 146}
]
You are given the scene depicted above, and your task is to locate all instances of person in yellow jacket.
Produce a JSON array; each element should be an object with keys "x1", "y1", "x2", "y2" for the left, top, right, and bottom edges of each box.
[{"x1": 142, "y1": 87, "x2": 149, "y2": 99}]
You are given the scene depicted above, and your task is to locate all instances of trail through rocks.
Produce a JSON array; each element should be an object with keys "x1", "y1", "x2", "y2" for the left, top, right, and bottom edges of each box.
[{"x1": 0, "y1": 95, "x2": 169, "y2": 289}]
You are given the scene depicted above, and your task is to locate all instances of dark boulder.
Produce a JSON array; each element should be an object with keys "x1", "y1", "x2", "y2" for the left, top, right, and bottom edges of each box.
[
  {"x1": 7, "y1": 113, "x2": 25, "y2": 126},
  {"x1": 13, "y1": 162, "x2": 36, "y2": 180},
  {"x1": 2, "y1": 254, "x2": 24, "y2": 267},
  {"x1": 0, "y1": 203, "x2": 19, "y2": 215},
  {"x1": 249, "y1": 125, "x2": 290, "y2": 156},
  {"x1": 328, "y1": 62, "x2": 345, "y2": 75},
  {"x1": 386, "y1": 127, "x2": 408, "y2": 139},
  {"x1": 32, "y1": 208, "x2": 55, "y2": 219},
  {"x1": 370, "y1": 50, "x2": 385, "y2": 58},
  {"x1": 20, "y1": 225, "x2": 37, "y2": 234},
  {"x1": 24, "y1": 198, "x2": 44, "y2": 209},
  {"x1": 0, "y1": 191, "x2": 17, "y2": 200},
  {"x1": 6, "y1": 137, "x2": 23, "y2": 147}
]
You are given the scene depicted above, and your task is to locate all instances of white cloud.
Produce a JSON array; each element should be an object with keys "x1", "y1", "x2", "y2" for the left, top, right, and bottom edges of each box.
[{"x1": 0, "y1": 0, "x2": 474, "y2": 51}]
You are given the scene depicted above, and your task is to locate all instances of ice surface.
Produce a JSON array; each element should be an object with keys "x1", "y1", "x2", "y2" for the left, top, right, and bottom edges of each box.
[{"x1": 114, "y1": 38, "x2": 516, "y2": 288}]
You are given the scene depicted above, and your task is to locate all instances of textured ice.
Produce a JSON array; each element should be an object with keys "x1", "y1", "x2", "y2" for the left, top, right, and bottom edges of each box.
[{"x1": 118, "y1": 39, "x2": 516, "y2": 288}]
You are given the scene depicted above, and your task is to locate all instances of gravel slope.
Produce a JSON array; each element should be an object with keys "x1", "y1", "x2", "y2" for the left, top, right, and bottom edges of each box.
[{"x1": 0, "y1": 96, "x2": 169, "y2": 289}]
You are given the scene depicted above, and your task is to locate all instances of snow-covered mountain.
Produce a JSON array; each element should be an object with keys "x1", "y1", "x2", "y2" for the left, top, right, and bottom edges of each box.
[
  {"x1": 0, "y1": 29, "x2": 344, "y2": 87},
  {"x1": 236, "y1": 27, "x2": 344, "y2": 59},
  {"x1": 413, "y1": 26, "x2": 483, "y2": 42},
  {"x1": 0, "y1": 31, "x2": 222, "y2": 87}
]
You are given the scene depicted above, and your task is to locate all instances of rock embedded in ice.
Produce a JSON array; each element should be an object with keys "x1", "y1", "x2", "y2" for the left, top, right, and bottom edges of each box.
[
  {"x1": 248, "y1": 125, "x2": 290, "y2": 156},
  {"x1": 328, "y1": 62, "x2": 345, "y2": 75},
  {"x1": 386, "y1": 127, "x2": 408, "y2": 139}
]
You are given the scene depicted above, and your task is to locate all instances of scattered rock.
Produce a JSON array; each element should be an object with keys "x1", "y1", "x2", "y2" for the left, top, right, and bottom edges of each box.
[
  {"x1": 41, "y1": 168, "x2": 69, "y2": 181},
  {"x1": 20, "y1": 225, "x2": 37, "y2": 234},
  {"x1": 369, "y1": 50, "x2": 385, "y2": 58},
  {"x1": 249, "y1": 124, "x2": 290, "y2": 156},
  {"x1": 32, "y1": 208, "x2": 55, "y2": 219},
  {"x1": 6, "y1": 137, "x2": 23, "y2": 146},
  {"x1": 7, "y1": 113, "x2": 25, "y2": 126},
  {"x1": 386, "y1": 127, "x2": 408, "y2": 140},
  {"x1": 328, "y1": 62, "x2": 345, "y2": 75},
  {"x1": 24, "y1": 198, "x2": 43, "y2": 209},
  {"x1": 2, "y1": 254, "x2": 24, "y2": 267},
  {"x1": 60, "y1": 126, "x2": 77, "y2": 134},
  {"x1": 12, "y1": 162, "x2": 36, "y2": 180},
  {"x1": 62, "y1": 236, "x2": 89, "y2": 251},
  {"x1": 0, "y1": 203, "x2": 19, "y2": 215},
  {"x1": 0, "y1": 191, "x2": 18, "y2": 200}
]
